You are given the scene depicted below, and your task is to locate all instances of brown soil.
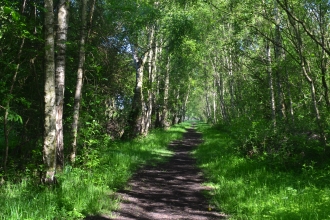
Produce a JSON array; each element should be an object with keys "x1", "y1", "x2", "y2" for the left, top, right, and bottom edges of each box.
[{"x1": 86, "y1": 126, "x2": 227, "y2": 220}]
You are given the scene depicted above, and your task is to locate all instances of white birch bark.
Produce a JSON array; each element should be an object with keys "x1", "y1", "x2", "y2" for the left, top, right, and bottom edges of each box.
[
  {"x1": 43, "y1": 0, "x2": 57, "y2": 183},
  {"x1": 55, "y1": 0, "x2": 69, "y2": 170},
  {"x1": 274, "y1": 0, "x2": 285, "y2": 119},
  {"x1": 143, "y1": 27, "x2": 156, "y2": 134},
  {"x1": 210, "y1": 55, "x2": 227, "y2": 122},
  {"x1": 266, "y1": 41, "x2": 276, "y2": 128},
  {"x1": 213, "y1": 77, "x2": 217, "y2": 124},
  {"x1": 161, "y1": 54, "x2": 170, "y2": 129},
  {"x1": 126, "y1": 27, "x2": 155, "y2": 137},
  {"x1": 182, "y1": 85, "x2": 190, "y2": 122}
]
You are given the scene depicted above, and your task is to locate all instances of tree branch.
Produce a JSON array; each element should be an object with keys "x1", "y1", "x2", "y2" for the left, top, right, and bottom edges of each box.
[{"x1": 276, "y1": 0, "x2": 330, "y2": 56}]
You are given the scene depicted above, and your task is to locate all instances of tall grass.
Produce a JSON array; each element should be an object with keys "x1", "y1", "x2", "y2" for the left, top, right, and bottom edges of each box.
[
  {"x1": 0, "y1": 123, "x2": 189, "y2": 220},
  {"x1": 194, "y1": 123, "x2": 330, "y2": 220}
]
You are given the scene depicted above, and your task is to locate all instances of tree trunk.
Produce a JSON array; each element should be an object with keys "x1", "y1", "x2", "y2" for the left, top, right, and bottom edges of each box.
[
  {"x1": 142, "y1": 26, "x2": 156, "y2": 135},
  {"x1": 226, "y1": 52, "x2": 235, "y2": 117},
  {"x1": 71, "y1": 0, "x2": 88, "y2": 163},
  {"x1": 124, "y1": 40, "x2": 149, "y2": 138},
  {"x1": 216, "y1": 73, "x2": 227, "y2": 122},
  {"x1": 274, "y1": 0, "x2": 285, "y2": 119},
  {"x1": 266, "y1": 41, "x2": 276, "y2": 128},
  {"x1": 213, "y1": 77, "x2": 217, "y2": 124},
  {"x1": 318, "y1": 3, "x2": 330, "y2": 108},
  {"x1": 55, "y1": 0, "x2": 69, "y2": 171},
  {"x1": 284, "y1": 62, "x2": 294, "y2": 124},
  {"x1": 182, "y1": 86, "x2": 190, "y2": 122},
  {"x1": 211, "y1": 55, "x2": 228, "y2": 122},
  {"x1": 161, "y1": 54, "x2": 171, "y2": 129},
  {"x1": 288, "y1": 14, "x2": 327, "y2": 146},
  {"x1": 205, "y1": 91, "x2": 211, "y2": 122},
  {"x1": 43, "y1": 0, "x2": 57, "y2": 183},
  {"x1": 151, "y1": 36, "x2": 160, "y2": 126}
]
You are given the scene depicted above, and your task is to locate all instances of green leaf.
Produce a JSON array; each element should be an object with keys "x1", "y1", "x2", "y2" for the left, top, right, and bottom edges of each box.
[
  {"x1": 12, "y1": 11, "x2": 19, "y2": 21},
  {"x1": 7, "y1": 110, "x2": 23, "y2": 124},
  {"x1": 3, "y1": 6, "x2": 12, "y2": 14}
]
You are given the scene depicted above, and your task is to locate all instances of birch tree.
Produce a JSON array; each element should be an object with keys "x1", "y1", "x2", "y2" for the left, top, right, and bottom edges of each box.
[
  {"x1": 55, "y1": 0, "x2": 70, "y2": 170},
  {"x1": 125, "y1": 36, "x2": 151, "y2": 138},
  {"x1": 161, "y1": 53, "x2": 171, "y2": 129},
  {"x1": 43, "y1": 0, "x2": 57, "y2": 183},
  {"x1": 71, "y1": 0, "x2": 96, "y2": 163}
]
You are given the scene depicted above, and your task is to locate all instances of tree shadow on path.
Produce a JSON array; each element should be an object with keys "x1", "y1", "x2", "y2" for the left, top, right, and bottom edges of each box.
[{"x1": 86, "y1": 126, "x2": 228, "y2": 220}]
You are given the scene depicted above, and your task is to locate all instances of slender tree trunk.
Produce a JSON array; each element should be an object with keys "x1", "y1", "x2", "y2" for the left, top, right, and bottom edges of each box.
[
  {"x1": 182, "y1": 86, "x2": 190, "y2": 122},
  {"x1": 216, "y1": 71, "x2": 227, "y2": 122},
  {"x1": 288, "y1": 15, "x2": 327, "y2": 146},
  {"x1": 154, "y1": 40, "x2": 162, "y2": 128},
  {"x1": 205, "y1": 91, "x2": 211, "y2": 122},
  {"x1": 211, "y1": 55, "x2": 228, "y2": 122},
  {"x1": 226, "y1": 53, "x2": 235, "y2": 117},
  {"x1": 43, "y1": 0, "x2": 57, "y2": 183},
  {"x1": 55, "y1": 0, "x2": 69, "y2": 171},
  {"x1": 266, "y1": 41, "x2": 276, "y2": 128},
  {"x1": 71, "y1": 0, "x2": 88, "y2": 163},
  {"x1": 142, "y1": 26, "x2": 156, "y2": 135},
  {"x1": 319, "y1": 5, "x2": 330, "y2": 108},
  {"x1": 213, "y1": 77, "x2": 217, "y2": 124},
  {"x1": 321, "y1": 47, "x2": 329, "y2": 108},
  {"x1": 302, "y1": 59, "x2": 326, "y2": 145},
  {"x1": 161, "y1": 54, "x2": 170, "y2": 129},
  {"x1": 152, "y1": 39, "x2": 160, "y2": 127},
  {"x1": 274, "y1": 0, "x2": 285, "y2": 119},
  {"x1": 171, "y1": 89, "x2": 180, "y2": 125},
  {"x1": 285, "y1": 61, "x2": 294, "y2": 123}
]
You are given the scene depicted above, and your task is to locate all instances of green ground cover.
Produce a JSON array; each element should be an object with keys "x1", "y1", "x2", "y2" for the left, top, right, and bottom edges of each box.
[
  {"x1": 0, "y1": 122, "x2": 190, "y2": 220},
  {"x1": 195, "y1": 123, "x2": 330, "y2": 220}
]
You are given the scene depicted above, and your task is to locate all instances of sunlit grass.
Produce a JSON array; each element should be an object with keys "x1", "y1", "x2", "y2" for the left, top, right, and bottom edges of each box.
[
  {"x1": 194, "y1": 123, "x2": 330, "y2": 220},
  {"x1": 0, "y1": 122, "x2": 190, "y2": 220}
]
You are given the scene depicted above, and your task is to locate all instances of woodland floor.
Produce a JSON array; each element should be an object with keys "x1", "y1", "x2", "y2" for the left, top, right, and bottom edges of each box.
[{"x1": 86, "y1": 126, "x2": 228, "y2": 220}]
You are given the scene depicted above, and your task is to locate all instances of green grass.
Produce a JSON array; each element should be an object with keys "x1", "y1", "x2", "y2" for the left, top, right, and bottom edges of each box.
[
  {"x1": 194, "y1": 123, "x2": 330, "y2": 220},
  {"x1": 0, "y1": 122, "x2": 190, "y2": 220}
]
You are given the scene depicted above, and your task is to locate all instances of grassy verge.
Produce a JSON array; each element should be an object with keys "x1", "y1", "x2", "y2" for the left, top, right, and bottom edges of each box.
[
  {"x1": 0, "y1": 122, "x2": 190, "y2": 220},
  {"x1": 194, "y1": 123, "x2": 330, "y2": 220}
]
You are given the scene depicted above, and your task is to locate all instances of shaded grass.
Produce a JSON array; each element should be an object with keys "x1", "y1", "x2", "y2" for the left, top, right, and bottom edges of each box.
[
  {"x1": 194, "y1": 123, "x2": 330, "y2": 220},
  {"x1": 0, "y1": 122, "x2": 190, "y2": 220}
]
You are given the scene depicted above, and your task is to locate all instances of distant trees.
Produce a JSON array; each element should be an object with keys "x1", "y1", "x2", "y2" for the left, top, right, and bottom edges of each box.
[{"x1": 194, "y1": 0, "x2": 330, "y2": 165}]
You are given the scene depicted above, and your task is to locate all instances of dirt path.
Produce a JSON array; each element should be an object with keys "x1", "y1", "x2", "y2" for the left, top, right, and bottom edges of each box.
[{"x1": 87, "y1": 127, "x2": 227, "y2": 220}]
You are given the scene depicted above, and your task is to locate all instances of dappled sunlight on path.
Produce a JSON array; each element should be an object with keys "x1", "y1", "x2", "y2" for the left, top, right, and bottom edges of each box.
[{"x1": 87, "y1": 126, "x2": 227, "y2": 220}]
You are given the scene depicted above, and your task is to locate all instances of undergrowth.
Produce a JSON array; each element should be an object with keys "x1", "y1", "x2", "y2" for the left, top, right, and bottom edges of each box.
[
  {"x1": 194, "y1": 122, "x2": 330, "y2": 220},
  {"x1": 0, "y1": 122, "x2": 189, "y2": 220}
]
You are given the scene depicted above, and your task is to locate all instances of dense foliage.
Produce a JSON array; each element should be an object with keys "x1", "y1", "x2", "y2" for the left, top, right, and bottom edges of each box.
[
  {"x1": 194, "y1": 0, "x2": 330, "y2": 169},
  {"x1": 1, "y1": 0, "x2": 330, "y2": 218},
  {"x1": 195, "y1": 123, "x2": 330, "y2": 219}
]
